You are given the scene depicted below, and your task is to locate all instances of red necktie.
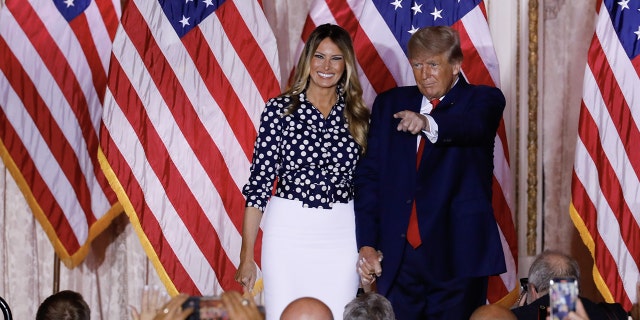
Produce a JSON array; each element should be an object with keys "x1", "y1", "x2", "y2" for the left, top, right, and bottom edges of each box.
[{"x1": 407, "y1": 99, "x2": 439, "y2": 249}]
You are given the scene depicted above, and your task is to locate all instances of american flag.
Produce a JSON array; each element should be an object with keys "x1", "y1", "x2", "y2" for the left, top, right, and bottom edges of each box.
[
  {"x1": 286, "y1": 0, "x2": 517, "y2": 303},
  {"x1": 0, "y1": 0, "x2": 121, "y2": 267},
  {"x1": 99, "y1": 0, "x2": 281, "y2": 295},
  {"x1": 570, "y1": 0, "x2": 640, "y2": 310}
]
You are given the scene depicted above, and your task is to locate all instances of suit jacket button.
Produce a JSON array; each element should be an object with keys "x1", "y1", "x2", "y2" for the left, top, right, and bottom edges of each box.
[
  {"x1": 401, "y1": 233, "x2": 406, "y2": 238},
  {"x1": 406, "y1": 199, "x2": 412, "y2": 204}
]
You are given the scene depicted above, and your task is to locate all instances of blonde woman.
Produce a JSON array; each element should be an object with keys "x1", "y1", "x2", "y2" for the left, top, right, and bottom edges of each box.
[{"x1": 235, "y1": 23, "x2": 369, "y2": 320}]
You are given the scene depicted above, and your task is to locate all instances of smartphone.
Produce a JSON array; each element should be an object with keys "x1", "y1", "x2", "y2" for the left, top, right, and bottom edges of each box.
[
  {"x1": 549, "y1": 277, "x2": 579, "y2": 320},
  {"x1": 182, "y1": 296, "x2": 228, "y2": 320}
]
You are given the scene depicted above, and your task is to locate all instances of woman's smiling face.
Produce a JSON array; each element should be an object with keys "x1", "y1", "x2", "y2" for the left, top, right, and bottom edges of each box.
[{"x1": 308, "y1": 38, "x2": 345, "y2": 91}]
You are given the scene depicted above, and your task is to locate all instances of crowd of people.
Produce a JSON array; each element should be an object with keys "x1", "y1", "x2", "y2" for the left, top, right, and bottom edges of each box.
[
  {"x1": 29, "y1": 23, "x2": 640, "y2": 320},
  {"x1": 34, "y1": 272, "x2": 639, "y2": 320}
]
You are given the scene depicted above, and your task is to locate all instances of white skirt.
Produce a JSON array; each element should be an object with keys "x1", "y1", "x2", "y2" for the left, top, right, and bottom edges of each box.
[{"x1": 261, "y1": 196, "x2": 359, "y2": 320}]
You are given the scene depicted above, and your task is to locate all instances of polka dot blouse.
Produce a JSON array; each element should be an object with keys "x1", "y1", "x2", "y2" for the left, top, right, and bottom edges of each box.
[{"x1": 242, "y1": 91, "x2": 361, "y2": 211}]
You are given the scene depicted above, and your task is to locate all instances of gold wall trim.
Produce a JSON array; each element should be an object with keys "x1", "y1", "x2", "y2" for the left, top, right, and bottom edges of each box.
[{"x1": 526, "y1": 0, "x2": 539, "y2": 256}]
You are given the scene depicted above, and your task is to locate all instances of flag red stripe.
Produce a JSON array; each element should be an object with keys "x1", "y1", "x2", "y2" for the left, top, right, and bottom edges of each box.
[
  {"x1": 571, "y1": 172, "x2": 633, "y2": 308},
  {"x1": 577, "y1": 100, "x2": 640, "y2": 269},
  {"x1": 487, "y1": 275, "x2": 508, "y2": 302},
  {"x1": 479, "y1": 1, "x2": 488, "y2": 17},
  {"x1": 123, "y1": 5, "x2": 245, "y2": 232},
  {"x1": 182, "y1": 27, "x2": 256, "y2": 162},
  {"x1": 451, "y1": 22, "x2": 494, "y2": 87},
  {"x1": 0, "y1": 107, "x2": 80, "y2": 252},
  {"x1": 0, "y1": 35, "x2": 97, "y2": 226},
  {"x1": 633, "y1": 56, "x2": 640, "y2": 74},
  {"x1": 301, "y1": 15, "x2": 316, "y2": 40},
  {"x1": 94, "y1": 0, "x2": 119, "y2": 41},
  {"x1": 496, "y1": 119, "x2": 510, "y2": 163},
  {"x1": 69, "y1": 14, "x2": 108, "y2": 103},
  {"x1": 587, "y1": 39, "x2": 640, "y2": 177},
  {"x1": 99, "y1": 128, "x2": 201, "y2": 294},
  {"x1": 491, "y1": 175, "x2": 517, "y2": 258},
  {"x1": 324, "y1": 0, "x2": 398, "y2": 93},
  {"x1": 107, "y1": 56, "x2": 242, "y2": 293},
  {"x1": 325, "y1": 0, "x2": 355, "y2": 21},
  {"x1": 216, "y1": 1, "x2": 280, "y2": 102}
]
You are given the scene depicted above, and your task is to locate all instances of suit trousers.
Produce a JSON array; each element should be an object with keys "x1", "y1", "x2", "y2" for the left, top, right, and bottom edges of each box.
[{"x1": 386, "y1": 242, "x2": 488, "y2": 320}]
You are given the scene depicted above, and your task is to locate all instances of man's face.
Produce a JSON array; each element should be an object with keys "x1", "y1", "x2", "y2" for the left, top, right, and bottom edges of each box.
[{"x1": 409, "y1": 52, "x2": 461, "y2": 100}]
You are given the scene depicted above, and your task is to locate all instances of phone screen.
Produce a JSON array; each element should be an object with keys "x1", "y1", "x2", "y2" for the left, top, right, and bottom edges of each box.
[
  {"x1": 549, "y1": 277, "x2": 578, "y2": 320},
  {"x1": 183, "y1": 296, "x2": 228, "y2": 320}
]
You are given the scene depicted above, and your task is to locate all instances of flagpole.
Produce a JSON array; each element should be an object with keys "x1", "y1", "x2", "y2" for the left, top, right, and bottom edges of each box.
[
  {"x1": 526, "y1": 0, "x2": 540, "y2": 257},
  {"x1": 53, "y1": 254, "x2": 60, "y2": 294}
]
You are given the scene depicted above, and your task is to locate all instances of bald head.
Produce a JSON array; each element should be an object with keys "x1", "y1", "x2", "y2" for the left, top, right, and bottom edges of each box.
[
  {"x1": 469, "y1": 304, "x2": 517, "y2": 320},
  {"x1": 280, "y1": 297, "x2": 334, "y2": 320},
  {"x1": 528, "y1": 250, "x2": 579, "y2": 296}
]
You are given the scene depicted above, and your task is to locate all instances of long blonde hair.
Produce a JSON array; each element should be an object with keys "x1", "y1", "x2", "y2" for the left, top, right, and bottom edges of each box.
[{"x1": 282, "y1": 24, "x2": 369, "y2": 154}]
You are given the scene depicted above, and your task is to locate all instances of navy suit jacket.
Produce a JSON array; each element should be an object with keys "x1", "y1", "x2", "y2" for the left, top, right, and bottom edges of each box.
[{"x1": 354, "y1": 77, "x2": 507, "y2": 295}]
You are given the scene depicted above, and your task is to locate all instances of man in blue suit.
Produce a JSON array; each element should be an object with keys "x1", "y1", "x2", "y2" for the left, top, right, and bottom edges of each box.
[{"x1": 354, "y1": 26, "x2": 506, "y2": 319}]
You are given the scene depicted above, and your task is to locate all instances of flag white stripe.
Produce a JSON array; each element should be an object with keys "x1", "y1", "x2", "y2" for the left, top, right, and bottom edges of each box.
[
  {"x1": 460, "y1": 7, "x2": 500, "y2": 87},
  {"x1": 493, "y1": 135, "x2": 513, "y2": 211}
]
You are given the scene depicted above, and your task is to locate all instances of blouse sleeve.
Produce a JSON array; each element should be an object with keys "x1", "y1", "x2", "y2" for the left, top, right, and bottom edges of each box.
[{"x1": 242, "y1": 98, "x2": 285, "y2": 212}]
